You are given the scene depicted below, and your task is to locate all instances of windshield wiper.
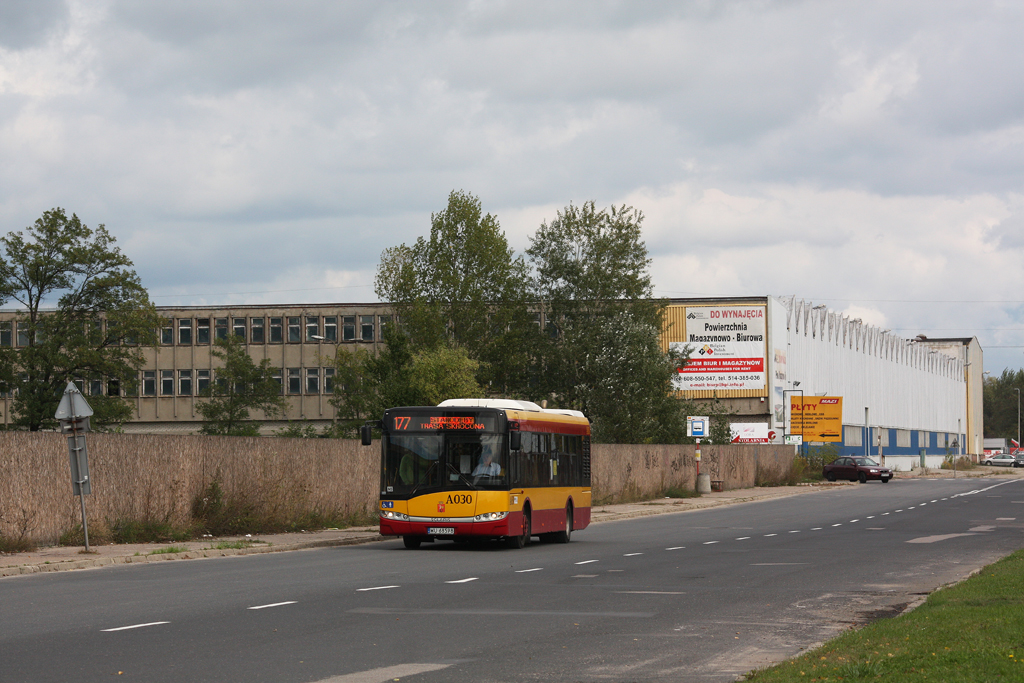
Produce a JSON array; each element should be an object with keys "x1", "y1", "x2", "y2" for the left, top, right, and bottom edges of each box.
[{"x1": 447, "y1": 462, "x2": 477, "y2": 490}]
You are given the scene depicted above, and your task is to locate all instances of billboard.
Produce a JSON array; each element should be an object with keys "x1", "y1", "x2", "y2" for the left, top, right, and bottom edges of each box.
[
  {"x1": 729, "y1": 423, "x2": 777, "y2": 444},
  {"x1": 672, "y1": 305, "x2": 767, "y2": 391},
  {"x1": 790, "y1": 396, "x2": 843, "y2": 442}
]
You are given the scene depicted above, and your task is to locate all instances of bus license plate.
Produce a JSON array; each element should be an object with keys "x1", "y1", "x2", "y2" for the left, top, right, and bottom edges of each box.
[{"x1": 428, "y1": 527, "x2": 455, "y2": 535}]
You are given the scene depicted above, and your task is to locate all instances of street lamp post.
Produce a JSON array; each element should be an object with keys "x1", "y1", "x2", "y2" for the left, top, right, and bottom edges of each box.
[{"x1": 1016, "y1": 388, "x2": 1021, "y2": 453}]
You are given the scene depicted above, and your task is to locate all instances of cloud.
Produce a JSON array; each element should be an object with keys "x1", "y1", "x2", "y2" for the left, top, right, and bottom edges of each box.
[{"x1": 1, "y1": 1, "x2": 1023, "y2": 373}]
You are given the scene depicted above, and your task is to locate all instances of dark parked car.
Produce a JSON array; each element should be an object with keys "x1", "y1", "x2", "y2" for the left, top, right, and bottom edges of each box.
[
  {"x1": 823, "y1": 456, "x2": 893, "y2": 483},
  {"x1": 1014, "y1": 454, "x2": 1024, "y2": 468}
]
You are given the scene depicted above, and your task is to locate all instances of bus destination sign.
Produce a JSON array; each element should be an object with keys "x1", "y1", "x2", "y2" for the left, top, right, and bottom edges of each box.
[{"x1": 389, "y1": 413, "x2": 498, "y2": 432}]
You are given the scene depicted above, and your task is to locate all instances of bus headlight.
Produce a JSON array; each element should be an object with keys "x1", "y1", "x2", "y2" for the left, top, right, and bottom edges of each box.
[
  {"x1": 381, "y1": 510, "x2": 409, "y2": 521},
  {"x1": 474, "y1": 511, "x2": 509, "y2": 522}
]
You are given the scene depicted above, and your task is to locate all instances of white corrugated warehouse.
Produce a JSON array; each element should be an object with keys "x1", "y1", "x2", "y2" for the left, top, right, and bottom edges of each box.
[{"x1": 661, "y1": 296, "x2": 982, "y2": 470}]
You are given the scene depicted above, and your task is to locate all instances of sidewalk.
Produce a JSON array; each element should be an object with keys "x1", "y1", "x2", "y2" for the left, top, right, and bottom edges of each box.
[{"x1": 0, "y1": 472, "x2": 1006, "y2": 579}]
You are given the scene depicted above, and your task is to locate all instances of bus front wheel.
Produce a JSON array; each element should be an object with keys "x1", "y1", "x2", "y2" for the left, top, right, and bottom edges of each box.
[
  {"x1": 403, "y1": 536, "x2": 422, "y2": 549},
  {"x1": 507, "y1": 510, "x2": 531, "y2": 549}
]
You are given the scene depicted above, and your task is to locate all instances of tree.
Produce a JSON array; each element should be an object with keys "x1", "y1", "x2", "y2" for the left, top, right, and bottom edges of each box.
[
  {"x1": 983, "y1": 369, "x2": 1024, "y2": 440},
  {"x1": 329, "y1": 326, "x2": 483, "y2": 432},
  {"x1": 375, "y1": 190, "x2": 534, "y2": 394},
  {"x1": 196, "y1": 336, "x2": 286, "y2": 436},
  {"x1": 0, "y1": 209, "x2": 161, "y2": 431},
  {"x1": 526, "y1": 201, "x2": 686, "y2": 442}
]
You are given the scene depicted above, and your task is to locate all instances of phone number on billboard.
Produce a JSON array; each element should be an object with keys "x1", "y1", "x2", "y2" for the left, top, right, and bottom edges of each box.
[{"x1": 685, "y1": 374, "x2": 762, "y2": 382}]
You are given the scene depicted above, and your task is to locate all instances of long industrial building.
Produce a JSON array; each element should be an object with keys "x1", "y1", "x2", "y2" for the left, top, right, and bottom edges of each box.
[
  {"x1": 0, "y1": 296, "x2": 982, "y2": 469},
  {"x1": 662, "y1": 296, "x2": 982, "y2": 468}
]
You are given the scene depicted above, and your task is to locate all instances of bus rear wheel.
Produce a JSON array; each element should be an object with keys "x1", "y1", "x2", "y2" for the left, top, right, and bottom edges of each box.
[
  {"x1": 506, "y1": 510, "x2": 531, "y2": 549},
  {"x1": 552, "y1": 506, "x2": 573, "y2": 544},
  {"x1": 403, "y1": 536, "x2": 422, "y2": 549}
]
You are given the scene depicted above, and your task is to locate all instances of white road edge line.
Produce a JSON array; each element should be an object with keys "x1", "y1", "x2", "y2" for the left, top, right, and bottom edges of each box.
[
  {"x1": 248, "y1": 601, "x2": 298, "y2": 609},
  {"x1": 102, "y1": 621, "x2": 170, "y2": 632},
  {"x1": 445, "y1": 578, "x2": 478, "y2": 584},
  {"x1": 356, "y1": 586, "x2": 399, "y2": 592}
]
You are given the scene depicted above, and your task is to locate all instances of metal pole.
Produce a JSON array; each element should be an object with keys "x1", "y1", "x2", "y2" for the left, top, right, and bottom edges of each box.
[
  {"x1": 72, "y1": 420, "x2": 90, "y2": 552},
  {"x1": 864, "y1": 407, "x2": 869, "y2": 458},
  {"x1": 1016, "y1": 388, "x2": 1020, "y2": 454}
]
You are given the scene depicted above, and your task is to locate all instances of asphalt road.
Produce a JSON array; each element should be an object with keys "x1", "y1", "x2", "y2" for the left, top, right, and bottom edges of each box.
[{"x1": 3, "y1": 477, "x2": 1024, "y2": 683}]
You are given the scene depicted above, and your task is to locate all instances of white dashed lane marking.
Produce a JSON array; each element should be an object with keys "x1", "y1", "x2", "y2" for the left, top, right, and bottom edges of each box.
[
  {"x1": 102, "y1": 622, "x2": 169, "y2": 632},
  {"x1": 575, "y1": 560, "x2": 599, "y2": 565},
  {"x1": 515, "y1": 568, "x2": 543, "y2": 573},
  {"x1": 665, "y1": 546, "x2": 685, "y2": 550},
  {"x1": 248, "y1": 601, "x2": 298, "y2": 609},
  {"x1": 703, "y1": 541, "x2": 719, "y2": 545},
  {"x1": 445, "y1": 578, "x2": 478, "y2": 584},
  {"x1": 735, "y1": 537, "x2": 750, "y2": 540},
  {"x1": 624, "y1": 553, "x2": 644, "y2": 557}
]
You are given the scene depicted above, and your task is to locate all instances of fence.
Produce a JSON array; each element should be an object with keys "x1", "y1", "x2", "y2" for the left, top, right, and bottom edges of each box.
[{"x1": 0, "y1": 432, "x2": 796, "y2": 545}]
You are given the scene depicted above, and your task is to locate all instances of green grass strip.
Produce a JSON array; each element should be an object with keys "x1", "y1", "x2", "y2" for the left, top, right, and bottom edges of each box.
[
  {"x1": 147, "y1": 545, "x2": 189, "y2": 556},
  {"x1": 744, "y1": 548, "x2": 1024, "y2": 682}
]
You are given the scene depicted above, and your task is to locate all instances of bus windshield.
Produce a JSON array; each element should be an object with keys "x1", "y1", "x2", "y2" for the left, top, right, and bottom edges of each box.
[{"x1": 383, "y1": 433, "x2": 507, "y2": 496}]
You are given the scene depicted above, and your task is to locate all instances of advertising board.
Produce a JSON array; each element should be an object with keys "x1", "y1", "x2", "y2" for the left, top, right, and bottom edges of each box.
[
  {"x1": 729, "y1": 422, "x2": 777, "y2": 444},
  {"x1": 672, "y1": 305, "x2": 767, "y2": 391},
  {"x1": 790, "y1": 396, "x2": 843, "y2": 442}
]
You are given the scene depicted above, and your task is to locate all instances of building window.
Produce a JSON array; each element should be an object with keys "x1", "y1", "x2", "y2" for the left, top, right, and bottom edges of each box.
[
  {"x1": 142, "y1": 371, "x2": 156, "y2": 396},
  {"x1": 342, "y1": 316, "x2": 355, "y2": 341},
  {"x1": 843, "y1": 425, "x2": 862, "y2": 447},
  {"x1": 897, "y1": 429, "x2": 911, "y2": 448},
  {"x1": 251, "y1": 318, "x2": 265, "y2": 344},
  {"x1": 90, "y1": 378, "x2": 103, "y2": 396},
  {"x1": 178, "y1": 370, "x2": 192, "y2": 396},
  {"x1": 288, "y1": 317, "x2": 301, "y2": 343},
  {"x1": 197, "y1": 319, "x2": 210, "y2": 344},
  {"x1": 197, "y1": 369, "x2": 210, "y2": 394},
  {"x1": 107, "y1": 379, "x2": 120, "y2": 397},
  {"x1": 306, "y1": 368, "x2": 319, "y2": 393},
  {"x1": 324, "y1": 367, "x2": 335, "y2": 393},
  {"x1": 178, "y1": 319, "x2": 192, "y2": 345},
  {"x1": 324, "y1": 317, "x2": 337, "y2": 342},
  {"x1": 0, "y1": 321, "x2": 10, "y2": 346},
  {"x1": 378, "y1": 315, "x2": 392, "y2": 340},
  {"x1": 272, "y1": 370, "x2": 283, "y2": 394},
  {"x1": 360, "y1": 315, "x2": 374, "y2": 342},
  {"x1": 215, "y1": 318, "x2": 228, "y2": 340},
  {"x1": 161, "y1": 370, "x2": 174, "y2": 396},
  {"x1": 160, "y1": 321, "x2": 173, "y2": 345},
  {"x1": 287, "y1": 368, "x2": 301, "y2": 394},
  {"x1": 270, "y1": 317, "x2": 283, "y2": 343},
  {"x1": 872, "y1": 427, "x2": 889, "y2": 448},
  {"x1": 306, "y1": 316, "x2": 319, "y2": 342},
  {"x1": 233, "y1": 318, "x2": 246, "y2": 339}
]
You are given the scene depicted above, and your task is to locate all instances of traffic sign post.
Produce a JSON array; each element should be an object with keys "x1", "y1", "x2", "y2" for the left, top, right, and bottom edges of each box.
[{"x1": 55, "y1": 382, "x2": 94, "y2": 552}]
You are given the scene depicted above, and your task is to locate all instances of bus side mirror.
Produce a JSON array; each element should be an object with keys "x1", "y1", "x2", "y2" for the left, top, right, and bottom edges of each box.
[
  {"x1": 360, "y1": 425, "x2": 373, "y2": 446},
  {"x1": 509, "y1": 431, "x2": 521, "y2": 451}
]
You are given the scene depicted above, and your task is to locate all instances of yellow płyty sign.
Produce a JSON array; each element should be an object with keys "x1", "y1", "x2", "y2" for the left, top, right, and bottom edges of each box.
[{"x1": 791, "y1": 396, "x2": 843, "y2": 442}]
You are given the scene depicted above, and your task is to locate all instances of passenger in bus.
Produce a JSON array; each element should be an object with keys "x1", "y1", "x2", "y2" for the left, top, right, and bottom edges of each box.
[{"x1": 399, "y1": 451, "x2": 434, "y2": 485}]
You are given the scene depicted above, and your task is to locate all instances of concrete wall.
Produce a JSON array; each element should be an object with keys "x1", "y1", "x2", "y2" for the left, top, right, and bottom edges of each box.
[
  {"x1": 591, "y1": 443, "x2": 796, "y2": 504},
  {"x1": 0, "y1": 433, "x2": 798, "y2": 545}
]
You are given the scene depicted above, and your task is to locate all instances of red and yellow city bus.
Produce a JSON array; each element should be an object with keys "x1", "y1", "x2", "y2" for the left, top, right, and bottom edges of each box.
[{"x1": 364, "y1": 399, "x2": 591, "y2": 549}]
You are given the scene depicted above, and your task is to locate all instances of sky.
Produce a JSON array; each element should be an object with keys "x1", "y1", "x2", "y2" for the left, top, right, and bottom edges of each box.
[{"x1": 1, "y1": 1, "x2": 1022, "y2": 374}]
